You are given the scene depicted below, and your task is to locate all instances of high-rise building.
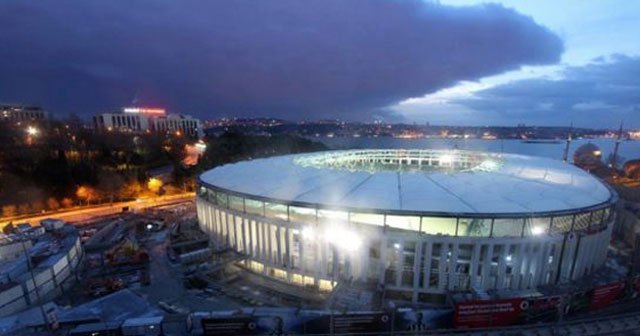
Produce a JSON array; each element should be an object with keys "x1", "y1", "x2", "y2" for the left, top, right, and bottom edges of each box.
[
  {"x1": 0, "y1": 104, "x2": 47, "y2": 123},
  {"x1": 93, "y1": 107, "x2": 203, "y2": 138}
]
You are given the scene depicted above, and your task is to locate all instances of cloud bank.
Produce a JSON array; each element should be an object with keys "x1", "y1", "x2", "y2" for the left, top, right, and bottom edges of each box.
[
  {"x1": 0, "y1": 0, "x2": 562, "y2": 120},
  {"x1": 453, "y1": 55, "x2": 640, "y2": 127}
]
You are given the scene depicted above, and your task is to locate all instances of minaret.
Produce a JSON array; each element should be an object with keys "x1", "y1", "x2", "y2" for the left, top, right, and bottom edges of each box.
[
  {"x1": 562, "y1": 122, "x2": 573, "y2": 162},
  {"x1": 611, "y1": 121, "x2": 624, "y2": 170}
]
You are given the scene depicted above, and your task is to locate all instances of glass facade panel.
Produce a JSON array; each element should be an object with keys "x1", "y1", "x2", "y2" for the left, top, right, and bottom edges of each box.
[
  {"x1": 573, "y1": 212, "x2": 591, "y2": 231},
  {"x1": 215, "y1": 192, "x2": 228, "y2": 208},
  {"x1": 458, "y1": 218, "x2": 491, "y2": 237},
  {"x1": 289, "y1": 206, "x2": 317, "y2": 223},
  {"x1": 228, "y1": 195, "x2": 244, "y2": 212},
  {"x1": 350, "y1": 213, "x2": 384, "y2": 226},
  {"x1": 421, "y1": 217, "x2": 457, "y2": 235},
  {"x1": 492, "y1": 218, "x2": 523, "y2": 237},
  {"x1": 551, "y1": 215, "x2": 573, "y2": 233},
  {"x1": 245, "y1": 198, "x2": 264, "y2": 216},
  {"x1": 265, "y1": 202, "x2": 288, "y2": 221},
  {"x1": 386, "y1": 215, "x2": 420, "y2": 231},
  {"x1": 592, "y1": 209, "x2": 604, "y2": 227},
  {"x1": 206, "y1": 188, "x2": 216, "y2": 203}
]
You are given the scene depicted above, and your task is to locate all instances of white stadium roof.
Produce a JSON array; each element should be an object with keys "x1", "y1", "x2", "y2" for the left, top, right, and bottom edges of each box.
[{"x1": 199, "y1": 150, "x2": 614, "y2": 215}]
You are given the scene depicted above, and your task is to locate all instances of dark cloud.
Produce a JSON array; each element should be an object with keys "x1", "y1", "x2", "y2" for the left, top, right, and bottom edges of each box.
[
  {"x1": 0, "y1": 0, "x2": 562, "y2": 120},
  {"x1": 454, "y1": 55, "x2": 640, "y2": 127}
]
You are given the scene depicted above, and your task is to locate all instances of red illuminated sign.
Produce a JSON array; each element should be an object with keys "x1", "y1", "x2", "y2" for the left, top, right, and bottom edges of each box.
[{"x1": 123, "y1": 107, "x2": 166, "y2": 115}]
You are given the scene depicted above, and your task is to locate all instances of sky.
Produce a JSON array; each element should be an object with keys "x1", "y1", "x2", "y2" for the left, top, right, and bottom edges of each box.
[{"x1": 0, "y1": 0, "x2": 638, "y2": 127}]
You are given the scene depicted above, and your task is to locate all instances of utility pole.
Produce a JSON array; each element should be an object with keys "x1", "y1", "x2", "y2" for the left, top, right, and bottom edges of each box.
[
  {"x1": 611, "y1": 121, "x2": 624, "y2": 170},
  {"x1": 562, "y1": 122, "x2": 573, "y2": 162}
]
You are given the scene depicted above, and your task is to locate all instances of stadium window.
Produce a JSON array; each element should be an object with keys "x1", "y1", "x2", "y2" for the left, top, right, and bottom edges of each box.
[
  {"x1": 289, "y1": 206, "x2": 317, "y2": 223},
  {"x1": 458, "y1": 218, "x2": 491, "y2": 237},
  {"x1": 421, "y1": 217, "x2": 457, "y2": 236},
  {"x1": 492, "y1": 218, "x2": 524, "y2": 237},
  {"x1": 386, "y1": 215, "x2": 420, "y2": 231},
  {"x1": 265, "y1": 202, "x2": 288, "y2": 221},
  {"x1": 350, "y1": 212, "x2": 384, "y2": 226},
  {"x1": 245, "y1": 198, "x2": 265, "y2": 216}
]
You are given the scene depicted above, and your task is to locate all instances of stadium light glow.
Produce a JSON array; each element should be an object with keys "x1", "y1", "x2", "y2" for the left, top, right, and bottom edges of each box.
[
  {"x1": 439, "y1": 154, "x2": 454, "y2": 165},
  {"x1": 324, "y1": 227, "x2": 361, "y2": 252},
  {"x1": 301, "y1": 227, "x2": 316, "y2": 240},
  {"x1": 531, "y1": 226, "x2": 546, "y2": 235}
]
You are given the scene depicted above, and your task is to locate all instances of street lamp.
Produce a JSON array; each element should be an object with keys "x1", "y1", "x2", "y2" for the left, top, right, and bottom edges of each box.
[{"x1": 26, "y1": 126, "x2": 39, "y2": 136}]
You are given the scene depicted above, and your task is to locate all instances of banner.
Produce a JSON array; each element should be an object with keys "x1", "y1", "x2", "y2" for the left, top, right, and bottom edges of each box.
[{"x1": 453, "y1": 298, "x2": 527, "y2": 328}]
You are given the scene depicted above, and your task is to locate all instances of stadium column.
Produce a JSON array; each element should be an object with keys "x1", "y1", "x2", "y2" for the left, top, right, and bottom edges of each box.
[
  {"x1": 497, "y1": 244, "x2": 509, "y2": 289},
  {"x1": 395, "y1": 240, "x2": 404, "y2": 287},
  {"x1": 448, "y1": 242, "x2": 459, "y2": 290},
  {"x1": 511, "y1": 244, "x2": 524, "y2": 289},
  {"x1": 276, "y1": 224, "x2": 283, "y2": 267},
  {"x1": 379, "y1": 237, "x2": 387, "y2": 286},
  {"x1": 536, "y1": 242, "x2": 551, "y2": 285},
  {"x1": 359, "y1": 241, "x2": 369, "y2": 282},
  {"x1": 411, "y1": 241, "x2": 423, "y2": 303},
  {"x1": 470, "y1": 243, "x2": 481, "y2": 287},
  {"x1": 422, "y1": 242, "x2": 432, "y2": 291},
  {"x1": 481, "y1": 244, "x2": 494, "y2": 289},
  {"x1": 438, "y1": 243, "x2": 448, "y2": 291},
  {"x1": 285, "y1": 226, "x2": 292, "y2": 280}
]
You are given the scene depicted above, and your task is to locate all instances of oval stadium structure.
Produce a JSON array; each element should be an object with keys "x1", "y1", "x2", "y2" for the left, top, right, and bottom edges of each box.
[{"x1": 196, "y1": 149, "x2": 617, "y2": 302}]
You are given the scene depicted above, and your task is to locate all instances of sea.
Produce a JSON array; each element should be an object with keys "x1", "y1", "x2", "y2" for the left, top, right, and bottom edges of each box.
[{"x1": 312, "y1": 137, "x2": 640, "y2": 163}]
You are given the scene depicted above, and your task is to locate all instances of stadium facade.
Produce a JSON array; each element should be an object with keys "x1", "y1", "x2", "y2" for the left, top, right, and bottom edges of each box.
[{"x1": 196, "y1": 150, "x2": 617, "y2": 302}]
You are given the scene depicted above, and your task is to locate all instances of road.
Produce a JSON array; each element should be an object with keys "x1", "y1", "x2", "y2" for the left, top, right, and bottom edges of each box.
[{"x1": 0, "y1": 193, "x2": 195, "y2": 227}]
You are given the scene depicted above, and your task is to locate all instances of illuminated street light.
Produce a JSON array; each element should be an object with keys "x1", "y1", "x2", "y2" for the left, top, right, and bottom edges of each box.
[
  {"x1": 26, "y1": 126, "x2": 39, "y2": 136},
  {"x1": 148, "y1": 178, "x2": 163, "y2": 194}
]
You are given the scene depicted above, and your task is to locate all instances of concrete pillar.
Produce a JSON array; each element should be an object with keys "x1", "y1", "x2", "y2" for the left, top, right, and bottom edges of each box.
[
  {"x1": 423, "y1": 242, "x2": 432, "y2": 289},
  {"x1": 481, "y1": 244, "x2": 493, "y2": 289},
  {"x1": 411, "y1": 241, "x2": 423, "y2": 302}
]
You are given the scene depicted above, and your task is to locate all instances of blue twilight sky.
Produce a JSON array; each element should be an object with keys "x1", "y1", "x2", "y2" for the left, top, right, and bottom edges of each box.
[{"x1": 0, "y1": 0, "x2": 638, "y2": 127}]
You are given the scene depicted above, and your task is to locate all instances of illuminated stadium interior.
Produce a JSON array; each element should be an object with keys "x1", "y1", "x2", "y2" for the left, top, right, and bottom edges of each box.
[
  {"x1": 196, "y1": 150, "x2": 617, "y2": 303},
  {"x1": 294, "y1": 149, "x2": 503, "y2": 173}
]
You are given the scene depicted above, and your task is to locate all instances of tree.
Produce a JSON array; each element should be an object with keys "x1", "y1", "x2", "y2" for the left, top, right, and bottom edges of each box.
[
  {"x1": 47, "y1": 197, "x2": 60, "y2": 211},
  {"x1": 1, "y1": 205, "x2": 17, "y2": 218},
  {"x1": 61, "y1": 198, "x2": 74, "y2": 208},
  {"x1": 97, "y1": 170, "x2": 125, "y2": 204},
  {"x1": 18, "y1": 203, "x2": 31, "y2": 215},
  {"x1": 120, "y1": 180, "x2": 143, "y2": 200},
  {"x1": 76, "y1": 185, "x2": 99, "y2": 205}
]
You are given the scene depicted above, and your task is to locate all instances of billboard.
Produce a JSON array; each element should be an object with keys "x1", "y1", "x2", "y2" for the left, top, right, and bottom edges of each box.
[{"x1": 453, "y1": 298, "x2": 527, "y2": 328}]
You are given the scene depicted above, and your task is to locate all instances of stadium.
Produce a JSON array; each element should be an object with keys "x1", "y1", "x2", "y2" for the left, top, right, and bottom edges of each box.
[{"x1": 196, "y1": 149, "x2": 617, "y2": 303}]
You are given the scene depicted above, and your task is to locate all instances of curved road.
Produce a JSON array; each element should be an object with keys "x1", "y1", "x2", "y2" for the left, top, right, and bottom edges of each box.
[{"x1": 0, "y1": 193, "x2": 194, "y2": 227}]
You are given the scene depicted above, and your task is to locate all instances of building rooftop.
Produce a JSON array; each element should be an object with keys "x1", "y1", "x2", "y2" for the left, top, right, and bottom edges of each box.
[{"x1": 200, "y1": 149, "x2": 615, "y2": 215}]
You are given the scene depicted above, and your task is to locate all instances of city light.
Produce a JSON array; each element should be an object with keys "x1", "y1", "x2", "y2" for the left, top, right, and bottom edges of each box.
[
  {"x1": 26, "y1": 126, "x2": 39, "y2": 136},
  {"x1": 195, "y1": 141, "x2": 207, "y2": 153}
]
